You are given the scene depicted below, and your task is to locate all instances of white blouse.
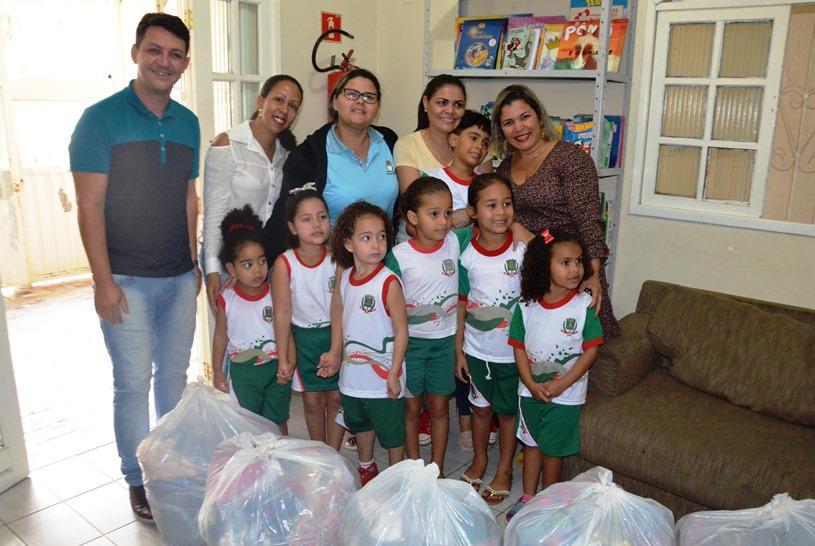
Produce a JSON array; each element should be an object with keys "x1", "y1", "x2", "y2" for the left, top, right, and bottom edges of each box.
[{"x1": 203, "y1": 120, "x2": 288, "y2": 274}]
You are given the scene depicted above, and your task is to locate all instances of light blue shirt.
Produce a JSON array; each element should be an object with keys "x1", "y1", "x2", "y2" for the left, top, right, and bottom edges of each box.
[{"x1": 324, "y1": 125, "x2": 399, "y2": 225}]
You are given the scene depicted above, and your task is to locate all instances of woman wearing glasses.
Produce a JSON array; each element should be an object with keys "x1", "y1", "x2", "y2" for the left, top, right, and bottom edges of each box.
[{"x1": 264, "y1": 68, "x2": 399, "y2": 259}]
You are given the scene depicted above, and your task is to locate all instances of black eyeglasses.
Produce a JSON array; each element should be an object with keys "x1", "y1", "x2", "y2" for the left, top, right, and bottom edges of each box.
[{"x1": 341, "y1": 88, "x2": 380, "y2": 104}]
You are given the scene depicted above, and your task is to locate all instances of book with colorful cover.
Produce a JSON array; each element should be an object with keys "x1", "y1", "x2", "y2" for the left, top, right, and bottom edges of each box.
[
  {"x1": 454, "y1": 18, "x2": 507, "y2": 70},
  {"x1": 536, "y1": 23, "x2": 565, "y2": 70},
  {"x1": 555, "y1": 18, "x2": 628, "y2": 72},
  {"x1": 455, "y1": 14, "x2": 519, "y2": 55},
  {"x1": 569, "y1": 0, "x2": 628, "y2": 19},
  {"x1": 500, "y1": 16, "x2": 566, "y2": 70}
]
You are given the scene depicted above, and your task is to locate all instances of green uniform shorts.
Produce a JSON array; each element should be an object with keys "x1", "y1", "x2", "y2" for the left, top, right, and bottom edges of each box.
[
  {"x1": 466, "y1": 354, "x2": 518, "y2": 416},
  {"x1": 230, "y1": 358, "x2": 291, "y2": 424},
  {"x1": 405, "y1": 335, "x2": 455, "y2": 397},
  {"x1": 340, "y1": 394, "x2": 406, "y2": 448},
  {"x1": 518, "y1": 396, "x2": 581, "y2": 457}
]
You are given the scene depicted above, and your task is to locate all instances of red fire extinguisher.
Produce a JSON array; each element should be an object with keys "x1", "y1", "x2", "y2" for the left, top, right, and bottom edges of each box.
[{"x1": 311, "y1": 28, "x2": 355, "y2": 121}]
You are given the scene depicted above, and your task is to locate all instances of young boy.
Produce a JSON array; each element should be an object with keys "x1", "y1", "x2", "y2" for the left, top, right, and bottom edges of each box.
[{"x1": 426, "y1": 109, "x2": 491, "y2": 228}]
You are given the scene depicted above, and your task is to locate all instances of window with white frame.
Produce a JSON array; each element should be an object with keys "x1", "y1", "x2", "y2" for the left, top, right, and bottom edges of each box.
[
  {"x1": 210, "y1": 0, "x2": 263, "y2": 134},
  {"x1": 632, "y1": 1, "x2": 815, "y2": 236}
]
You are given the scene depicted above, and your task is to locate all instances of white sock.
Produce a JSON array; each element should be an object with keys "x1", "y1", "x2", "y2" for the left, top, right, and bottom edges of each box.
[{"x1": 359, "y1": 459, "x2": 375, "y2": 469}]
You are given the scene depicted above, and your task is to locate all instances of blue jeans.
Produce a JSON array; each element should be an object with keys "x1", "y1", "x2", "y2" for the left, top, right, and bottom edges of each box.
[{"x1": 100, "y1": 270, "x2": 197, "y2": 486}]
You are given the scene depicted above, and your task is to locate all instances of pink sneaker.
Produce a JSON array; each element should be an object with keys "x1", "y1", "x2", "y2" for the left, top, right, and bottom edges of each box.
[{"x1": 358, "y1": 462, "x2": 380, "y2": 486}]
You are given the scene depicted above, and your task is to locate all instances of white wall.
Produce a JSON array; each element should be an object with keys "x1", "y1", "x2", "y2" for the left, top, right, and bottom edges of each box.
[
  {"x1": 278, "y1": 0, "x2": 381, "y2": 142},
  {"x1": 609, "y1": 1, "x2": 815, "y2": 315}
]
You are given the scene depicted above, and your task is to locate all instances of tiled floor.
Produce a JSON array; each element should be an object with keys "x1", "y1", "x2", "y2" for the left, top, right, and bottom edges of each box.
[{"x1": 1, "y1": 279, "x2": 517, "y2": 545}]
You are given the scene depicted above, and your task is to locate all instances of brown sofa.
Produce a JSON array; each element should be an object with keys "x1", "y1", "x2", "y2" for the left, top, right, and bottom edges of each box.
[{"x1": 563, "y1": 280, "x2": 815, "y2": 518}]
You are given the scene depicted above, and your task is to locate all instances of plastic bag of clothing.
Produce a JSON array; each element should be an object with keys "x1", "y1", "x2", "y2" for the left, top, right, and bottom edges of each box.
[
  {"x1": 136, "y1": 381, "x2": 278, "y2": 546},
  {"x1": 338, "y1": 459, "x2": 500, "y2": 546},
  {"x1": 198, "y1": 432, "x2": 358, "y2": 545},
  {"x1": 676, "y1": 493, "x2": 815, "y2": 546},
  {"x1": 505, "y1": 466, "x2": 675, "y2": 546}
]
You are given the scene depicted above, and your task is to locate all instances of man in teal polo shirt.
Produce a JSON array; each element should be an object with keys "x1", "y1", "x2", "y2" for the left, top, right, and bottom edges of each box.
[{"x1": 69, "y1": 13, "x2": 200, "y2": 522}]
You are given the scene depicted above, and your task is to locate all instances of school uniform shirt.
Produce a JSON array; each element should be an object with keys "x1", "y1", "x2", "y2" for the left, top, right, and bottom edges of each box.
[
  {"x1": 385, "y1": 231, "x2": 468, "y2": 339},
  {"x1": 459, "y1": 233, "x2": 526, "y2": 363},
  {"x1": 338, "y1": 263, "x2": 406, "y2": 398},
  {"x1": 425, "y1": 166, "x2": 471, "y2": 211},
  {"x1": 508, "y1": 290, "x2": 603, "y2": 405},
  {"x1": 280, "y1": 247, "x2": 335, "y2": 328},
  {"x1": 218, "y1": 283, "x2": 278, "y2": 365}
]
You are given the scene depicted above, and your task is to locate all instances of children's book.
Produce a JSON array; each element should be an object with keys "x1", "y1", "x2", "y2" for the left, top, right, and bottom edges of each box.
[
  {"x1": 569, "y1": 0, "x2": 628, "y2": 19},
  {"x1": 455, "y1": 15, "x2": 520, "y2": 55},
  {"x1": 555, "y1": 18, "x2": 628, "y2": 72},
  {"x1": 454, "y1": 18, "x2": 506, "y2": 70},
  {"x1": 501, "y1": 16, "x2": 565, "y2": 70},
  {"x1": 536, "y1": 23, "x2": 565, "y2": 70}
]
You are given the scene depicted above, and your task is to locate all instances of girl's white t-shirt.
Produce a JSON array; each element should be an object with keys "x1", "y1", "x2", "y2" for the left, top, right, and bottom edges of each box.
[
  {"x1": 280, "y1": 247, "x2": 335, "y2": 329},
  {"x1": 338, "y1": 263, "x2": 405, "y2": 398},
  {"x1": 386, "y1": 231, "x2": 464, "y2": 339},
  {"x1": 218, "y1": 283, "x2": 277, "y2": 364},
  {"x1": 459, "y1": 233, "x2": 525, "y2": 363}
]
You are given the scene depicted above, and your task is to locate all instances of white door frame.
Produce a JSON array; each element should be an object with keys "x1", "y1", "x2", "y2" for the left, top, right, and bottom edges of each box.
[{"x1": 0, "y1": 283, "x2": 29, "y2": 493}]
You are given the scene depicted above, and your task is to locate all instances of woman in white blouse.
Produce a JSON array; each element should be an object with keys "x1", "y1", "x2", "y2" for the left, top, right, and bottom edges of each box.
[{"x1": 203, "y1": 75, "x2": 303, "y2": 312}]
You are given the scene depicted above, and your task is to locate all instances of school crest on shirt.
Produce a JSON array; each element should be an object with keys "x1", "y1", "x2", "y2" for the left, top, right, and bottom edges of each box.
[
  {"x1": 561, "y1": 317, "x2": 578, "y2": 336},
  {"x1": 262, "y1": 306, "x2": 274, "y2": 323},
  {"x1": 360, "y1": 294, "x2": 376, "y2": 314},
  {"x1": 504, "y1": 259, "x2": 519, "y2": 276},
  {"x1": 441, "y1": 259, "x2": 456, "y2": 277},
  {"x1": 327, "y1": 275, "x2": 336, "y2": 294}
]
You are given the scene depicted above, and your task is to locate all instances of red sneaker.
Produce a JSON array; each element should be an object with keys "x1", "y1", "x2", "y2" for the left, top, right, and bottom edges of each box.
[
  {"x1": 358, "y1": 462, "x2": 379, "y2": 486},
  {"x1": 418, "y1": 410, "x2": 431, "y2": 446}
]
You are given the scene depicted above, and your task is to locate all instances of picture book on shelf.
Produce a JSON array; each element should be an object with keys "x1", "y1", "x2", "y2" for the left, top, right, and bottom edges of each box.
[
  {"x1": 502, "y1": 17, "x2": 541, "y2": 69},
  {"x1": 454, "y1": 18, "x2": 506, "y2": 70},
  {"x1": 569, "y1": 0, "x2": 628, "y2": 19},
  {"x1": 455, "y1": 14, "x2": 520, "y2": 55},
  {"x1": 555, "y1": 18, "x2": 628, "y2": 72},
  {"x1": 536, "y1": 23, "x2": 565, "y2": 70}
]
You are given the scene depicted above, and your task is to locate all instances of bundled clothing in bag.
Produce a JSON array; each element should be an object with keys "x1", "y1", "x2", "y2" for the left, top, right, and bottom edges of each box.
[
  {"x1": 136, "y1": 382, "x2": 279, "y2": 546},
  {"x1": 338, "y1": 459, "x2": 500, "y2": 546},
  {"x1": 198, "y1": 432, "x2": 358, "y2": 545},
  {"x1": 505, "y1": 466, "x2": 675, "y2": 546}
]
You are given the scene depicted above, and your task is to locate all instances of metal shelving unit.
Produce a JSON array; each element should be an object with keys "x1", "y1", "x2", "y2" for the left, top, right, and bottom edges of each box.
[{"x1": 422, "y1": 0, "x2": 638, "y2": 290}]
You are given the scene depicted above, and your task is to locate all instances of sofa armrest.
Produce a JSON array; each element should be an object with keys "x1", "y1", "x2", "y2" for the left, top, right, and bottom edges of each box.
[{"x1": 588, "y1": 313, "x2": 660, "y2": 397}]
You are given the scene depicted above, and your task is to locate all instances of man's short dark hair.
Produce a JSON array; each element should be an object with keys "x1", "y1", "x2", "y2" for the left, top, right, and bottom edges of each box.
[{"x1": 136, "y1": 13, "x2": 190, "y2": 54}]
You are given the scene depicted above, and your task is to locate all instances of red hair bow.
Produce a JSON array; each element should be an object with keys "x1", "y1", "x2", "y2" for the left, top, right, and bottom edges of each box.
[
  {"x1": 228, "y1": 223, "x2": 254, "y2": 233},
  {"x1": 541, "y1": 228, "x2": 554, "y2": 245}
]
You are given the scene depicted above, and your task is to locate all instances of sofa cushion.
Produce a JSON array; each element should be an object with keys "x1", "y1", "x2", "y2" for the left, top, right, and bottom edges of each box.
[
  {"x1": 580, "y1": 370, "x2": 815, "y2": 510},
  {"x1": 647, "y1": 289, "x2": 815, "y2": 426}
]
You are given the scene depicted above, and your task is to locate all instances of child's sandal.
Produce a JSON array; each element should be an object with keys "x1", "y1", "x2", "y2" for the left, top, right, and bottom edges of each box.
[
  {"x1": 481, "y1": 484, "x2": 511, "y2": 505},
  {"x1": 459, "y1": 472, "x2": 483, "y2": 491}
]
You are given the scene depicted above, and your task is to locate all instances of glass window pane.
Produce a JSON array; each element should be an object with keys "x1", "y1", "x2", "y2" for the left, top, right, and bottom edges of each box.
[
  {"x1": 662, "y1": 86, "x2": 707, "y2": 138},
  {"x1": 666, "y1": 23, "x2": 715, "y2": 77},
  {"x1": 239, "y1": 2, "x2": 259, "y2": 75},
  {"x1": 720, "y1": 21, "x2": 772, "y2": 78},
  {"x1": 705, "y1": 148, "x2": 754, "y2": 202},
  {"x1": 656, "y1": 145, "x2": 701, "y2": 198},
  {"x1": 241, "y1": 82, "x2": 259, "y2": 122},
  {"x1": 213, "y1": 81, "x2": 233, "y2": 135},
  {"x1": 713, "y1": 87, "x2": 763, "y2": 142},
  {"x1": 210, "y1": 0, "x2": 231, "y2": 73}
]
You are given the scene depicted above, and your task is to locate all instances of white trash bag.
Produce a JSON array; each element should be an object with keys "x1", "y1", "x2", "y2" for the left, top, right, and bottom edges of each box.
[
  {"x1": 136, "y1": 381, "x2": 278, "y2": 546},
  {"x1": 338, "y1": 459, "x2": 500, "y2": 546},
  {"x1": 505, "y1": 466, "x2": 676, "y2": 546},
  {"x1": 676, "y1": 493, "x2": 815, "y2": 546},
  {"x1": 198, "y1": 432, "x2": 358, "y2": 545}
]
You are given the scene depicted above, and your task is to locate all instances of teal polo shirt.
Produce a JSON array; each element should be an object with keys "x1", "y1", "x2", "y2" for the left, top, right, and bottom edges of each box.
[
  {"x1": 69, "y1": 81, "x2": 200, "y2": 277},
  {"x1": 324, "y1": 125, "x2": 399, "y2": 225}
]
